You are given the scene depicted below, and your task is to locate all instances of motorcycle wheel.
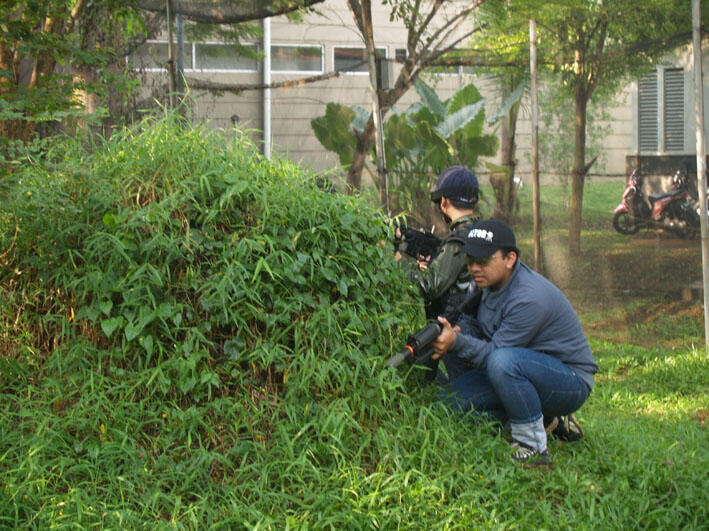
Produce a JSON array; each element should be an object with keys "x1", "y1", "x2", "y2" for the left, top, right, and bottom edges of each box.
[
  {"x1": 612, "y1": 211, "x2": 640, "y2": 235},
  {"x1": 677, "y1": 202, "x2": 701, "y2": 238},
  {"x1": 682, "y1": 226, "x2": 700, "y2": 239}
]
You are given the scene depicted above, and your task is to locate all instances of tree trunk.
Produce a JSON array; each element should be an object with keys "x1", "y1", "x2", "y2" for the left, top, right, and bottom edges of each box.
[
  {"x1": 569, "y1": 75, "x2": 588, "y2": 255},
  {"x1": 346, "y1": 118, "x2": 376, "y2": 191},
  {"x1": 342, "y1": 0, "x2": 478, "y2": 193},
  {"x1": 343, "y1": 62, "x2": 416, "y2": 191},
  {"x1": 0, "y1": 0, "x2": 88, "y2": 147},
  {"x1": 490, "y1": 102, "x2": 519, "y2": 222},
  {"x1": 358, "y1": 0, "x2": 388, "y2": 211}
]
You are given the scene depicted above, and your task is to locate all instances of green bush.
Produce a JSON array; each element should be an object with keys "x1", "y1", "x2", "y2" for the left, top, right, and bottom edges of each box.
[{"x1": 0, "y1": 114, "x2": 431, "y2": 525}]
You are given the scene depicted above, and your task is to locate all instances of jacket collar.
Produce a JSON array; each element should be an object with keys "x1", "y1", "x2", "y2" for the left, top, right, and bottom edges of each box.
[{"x1": 449, "y1": 212, "x2": 479, "y2": 231}]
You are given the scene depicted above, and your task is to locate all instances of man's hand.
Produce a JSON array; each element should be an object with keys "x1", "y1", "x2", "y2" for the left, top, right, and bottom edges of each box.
[
  {"x1": 416, "y1": 254, "x2": 432, "y2": 270},
  {"x1": 431, "y1": 316, "x2": 460, "y2": 359}
]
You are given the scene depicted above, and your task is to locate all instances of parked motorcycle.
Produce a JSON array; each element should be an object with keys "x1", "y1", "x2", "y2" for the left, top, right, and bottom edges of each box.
[{"x1": 612, "y1": 162, "x2": 700, "y2": 237}]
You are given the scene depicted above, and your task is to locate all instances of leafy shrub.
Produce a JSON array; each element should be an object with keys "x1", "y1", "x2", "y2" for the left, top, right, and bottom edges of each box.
[
  {"x1": 0, "y1": 112, "x2": 420, "y2": 405},
  {"x1": 311, "y1": 79, "x2": 498, "y2": 228}
]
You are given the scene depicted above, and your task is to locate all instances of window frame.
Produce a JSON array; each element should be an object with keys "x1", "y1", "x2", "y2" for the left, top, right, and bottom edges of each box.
[
  {"x1": 638, "y1": 71, "x2": 659, "y2": 153},
  {"x1": 128, "y1": 40, "x2": 262, "y2": 73},
  {"x1": 663, "y1": 67, "x2": 685, "y2": 153},
  {"x1": 270, "y1": 43, "x2": 324, "y2": 74},
  {"x1": 193, "y1": 41, "x2": 259, "y2": 73},
  {"x1": 637, "y1": 67, "x2": 686, "y2": 155},
  {"x1": 126, "y1": 39, "x2": 195, "y2": 72},
  {"x1": 332, "y1": 45, "x2": 389, "y2": 75}
]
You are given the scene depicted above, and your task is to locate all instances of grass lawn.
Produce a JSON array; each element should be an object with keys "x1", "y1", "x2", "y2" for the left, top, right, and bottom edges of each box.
[
  {"x1": 1, "y1": 123, "x2": 707, "y2": 528},
  {"x1": 2, "y1": 312, "x2": 707, "y2": 528}
]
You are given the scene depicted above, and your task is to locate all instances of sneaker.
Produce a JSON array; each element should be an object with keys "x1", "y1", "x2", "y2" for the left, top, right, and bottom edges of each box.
[
  {"x1": 510, "y1": 441, "x2": 551, "y2": 467},
  {"x1": 553, "y1": 414, "x2": 584, "y2": 442},
  {"x1": 544, "y1": 416, "x2": 559, "y2": 435}
]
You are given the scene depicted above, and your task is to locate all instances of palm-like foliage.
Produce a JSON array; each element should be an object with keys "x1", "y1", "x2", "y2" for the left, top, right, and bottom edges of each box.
[{"x1": 312, "y1": 79, "x2": 497, "y2": 222}]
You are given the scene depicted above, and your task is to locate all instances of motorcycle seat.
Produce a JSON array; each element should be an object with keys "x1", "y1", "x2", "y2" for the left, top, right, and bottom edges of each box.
[{"x1": 649, "y1": 188, "x2": 683, "y2": 203}]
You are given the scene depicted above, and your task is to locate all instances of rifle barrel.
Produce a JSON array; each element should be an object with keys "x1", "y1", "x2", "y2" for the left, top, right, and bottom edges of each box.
[
  {"x1": 386, "y1": 289, "x2": 481, "y2": 371},
  {"x1": 386, "y1": 348, "x2": 413, "y2": 368}
]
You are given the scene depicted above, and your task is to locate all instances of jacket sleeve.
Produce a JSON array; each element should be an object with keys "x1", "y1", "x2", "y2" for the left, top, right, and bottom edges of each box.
[
  {"x1": 448, "y1": 295, "x2": 550, "y2": 369},
  {"x1": 409, "y1": 240, "x2": 465, "y2": 303}
]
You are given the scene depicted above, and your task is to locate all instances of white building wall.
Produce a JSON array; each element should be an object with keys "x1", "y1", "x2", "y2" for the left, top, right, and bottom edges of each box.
[
  {"x1": 185, "y1": 0, "x2": 499, "y2": 177},
  {"x1": 150, "y1": 1, "x2": 700, "y2": 185}
]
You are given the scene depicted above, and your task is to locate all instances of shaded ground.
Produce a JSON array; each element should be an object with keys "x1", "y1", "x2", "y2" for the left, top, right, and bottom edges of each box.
[
  {"x1": 524, "y1": 228, "x2": 706, "y2": 348},
  {"x1": 582, "y1": 297, "x2": 704, "y2": 348}
]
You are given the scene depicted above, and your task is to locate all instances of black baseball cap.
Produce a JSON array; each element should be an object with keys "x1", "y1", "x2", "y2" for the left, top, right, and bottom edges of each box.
[
  {"x1": 461, "y1": 219, "x2": 519, "y2": 259},
  {"x1": 430, "y1": 165, "x2": 479, "y2": 205}
]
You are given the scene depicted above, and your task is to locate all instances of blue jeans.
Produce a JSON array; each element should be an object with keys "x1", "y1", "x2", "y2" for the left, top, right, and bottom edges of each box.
[{"x1": 439, "y1": 347, "x2": 591, "y2": 424}]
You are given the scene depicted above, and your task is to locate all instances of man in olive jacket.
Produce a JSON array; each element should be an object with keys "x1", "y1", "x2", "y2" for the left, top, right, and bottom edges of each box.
[
  {"x1": 403, "y1": 165, "x2": 481, "y2": 319},
  {"x1": 398, "y1": 166, "x2": 480, "y2": 380}
]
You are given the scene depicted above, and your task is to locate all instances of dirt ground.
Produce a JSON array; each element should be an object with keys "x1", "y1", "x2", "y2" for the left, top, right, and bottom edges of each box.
[{"x1": 538, "y1": 230, "x2": 705, "y2": 348}]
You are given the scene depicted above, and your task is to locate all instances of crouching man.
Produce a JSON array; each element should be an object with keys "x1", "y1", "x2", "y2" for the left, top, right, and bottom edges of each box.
[{"x1": 431, "y1": 219, "x2": 598, "y2": 466}]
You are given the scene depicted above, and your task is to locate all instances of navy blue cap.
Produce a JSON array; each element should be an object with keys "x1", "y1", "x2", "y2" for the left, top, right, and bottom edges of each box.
[
  {"x1": 430, "y1": 166, "x2": 479, "y2": 206},
  {"x1": 462, "y1": 219, "x2": 518, "y2": 258}
]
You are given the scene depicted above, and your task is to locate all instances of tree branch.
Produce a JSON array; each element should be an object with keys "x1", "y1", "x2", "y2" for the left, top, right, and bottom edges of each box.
[
  {"x1": 185, "y1": 70, "x2": 341, "y2": 94},
  {"x1": 135, "y1": 0, "x2": 326, "y2": 24}
]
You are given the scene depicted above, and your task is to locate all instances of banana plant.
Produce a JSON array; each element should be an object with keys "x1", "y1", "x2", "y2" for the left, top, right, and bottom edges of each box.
[
  {"x1": 311, "y1": 79, "x2": 498, "y2": 219},
  {"x1": 384, "y1": 79, "x2": 497, "y2": 176},
  {"x1": 383, "y1": 79, "x2": 498, "y2": 219}
]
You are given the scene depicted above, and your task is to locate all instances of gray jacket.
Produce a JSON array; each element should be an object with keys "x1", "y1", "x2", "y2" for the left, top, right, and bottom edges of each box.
[{"x1": 448, "y1": 259, "x2": 598, "y2": 390}]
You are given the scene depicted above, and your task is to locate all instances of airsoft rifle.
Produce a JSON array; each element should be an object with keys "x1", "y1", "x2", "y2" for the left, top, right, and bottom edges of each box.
[{"x1": 386, "y1": 289, "x2": 482, "y2": 368}]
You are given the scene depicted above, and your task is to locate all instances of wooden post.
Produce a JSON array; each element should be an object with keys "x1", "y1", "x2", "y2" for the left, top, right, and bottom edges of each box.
[
  {"x1": 166, "y1": 0, "x2": 176, "y2": 109},
  {"x1": 263, "y1": 17, "x2": 272, "y2": 159},
  {"x1": 360, "y1": 1, "x2": 389, "y2": 214},
  {"x1": 176, "y1": 13, "x2": 185, "y2": 96},
  {"x1": 530, "y1": 20, "x2": 542, "y2": 272}
]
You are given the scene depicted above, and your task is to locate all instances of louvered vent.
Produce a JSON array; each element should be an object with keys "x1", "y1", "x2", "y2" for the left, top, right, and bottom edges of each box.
[
  {"x1": 638, "y1": 73, "x2": 658, "y2": 152},
  {"x1": 664, "y1": 68, "x2": 685, "y2": 152}
]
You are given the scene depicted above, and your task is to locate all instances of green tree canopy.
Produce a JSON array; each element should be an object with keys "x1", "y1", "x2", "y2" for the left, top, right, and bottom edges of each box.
[{"x1": 472, "y1": 0, "x2": 702, "y2": 252}]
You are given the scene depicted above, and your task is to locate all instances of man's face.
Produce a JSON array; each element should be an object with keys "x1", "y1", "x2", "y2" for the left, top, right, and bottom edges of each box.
[{"x1": 466, "y1": 249, "x2": 516, "y2": 291}]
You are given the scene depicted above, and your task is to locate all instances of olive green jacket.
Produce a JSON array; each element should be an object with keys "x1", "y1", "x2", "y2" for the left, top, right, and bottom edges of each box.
[{"x1": 408, "y1": 213, "x2": 479, "y2": 312}]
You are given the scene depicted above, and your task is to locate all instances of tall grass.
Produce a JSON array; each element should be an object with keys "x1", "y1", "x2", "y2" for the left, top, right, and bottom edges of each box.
[{"x1": 1, "y1": 114, "x2": 708, "y2": 528}]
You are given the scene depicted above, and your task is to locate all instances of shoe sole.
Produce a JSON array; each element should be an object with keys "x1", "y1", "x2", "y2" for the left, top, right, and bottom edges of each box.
[{"x1": 554, "y1": 414, "x2": 584, "y2": 442}]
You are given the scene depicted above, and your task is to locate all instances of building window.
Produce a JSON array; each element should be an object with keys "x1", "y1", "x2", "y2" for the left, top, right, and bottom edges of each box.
[
  {"x1": 127, "y1": 41, "x2": 194, "y2": 71},
  {"x1": 638, "y1": 72, "x2": 658, "y2": 152},
  {"x1": 663, "y1": 68, "x2": 685, "y2": 152},
  {"x1": 271, "y1": 45, "x2": 323, "y2": 73},
  {"x1": 194, "y1": 42, "x2": 258, "y2": 72},
  {"x1": 128, "y1": 41, "x2": 325, "y2": 73},
  {"x1": 638, "y1": 68, "x2": 685, "y2": 153},
  {"x1": 334, "y1": 46, "x2": 387, "y2": 73},
  {"x1": 128, "y1": 40, "x2": 259, "y2": 72}
]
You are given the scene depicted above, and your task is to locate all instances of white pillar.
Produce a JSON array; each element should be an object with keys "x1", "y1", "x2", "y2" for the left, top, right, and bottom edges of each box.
[
  {"x1": 262, "y1": 18, "x2": 272, "y2": 159},
  {"x1": 692, "y1": 0, "x2": 709, "y2": 349}
]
